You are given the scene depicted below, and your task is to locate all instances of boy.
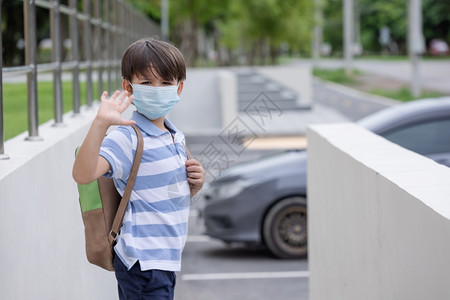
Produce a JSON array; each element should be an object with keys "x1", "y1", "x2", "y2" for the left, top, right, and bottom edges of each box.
[{"x1": 72, "y1": 38, "x2": 205, "y2": 299}]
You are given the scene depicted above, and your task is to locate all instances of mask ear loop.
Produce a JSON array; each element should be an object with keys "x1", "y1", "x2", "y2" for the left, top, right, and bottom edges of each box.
[{"x1": 127, "y1": 80, "x2": 134, "y2": 94}]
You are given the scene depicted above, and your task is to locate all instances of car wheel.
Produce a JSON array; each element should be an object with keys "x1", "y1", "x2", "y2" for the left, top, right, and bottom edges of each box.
[{"x1": 263, "y1": 197, "x2": 307, "y2": 258}]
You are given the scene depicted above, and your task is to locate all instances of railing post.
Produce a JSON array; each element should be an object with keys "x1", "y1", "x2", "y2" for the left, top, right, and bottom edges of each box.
[
  {"x1": 51, "y1": 0, "x2": 64, "y2": 126},
  {"x1": 113, "y1": 0, "x2": 119, "y2": 89},
  {"x1": 105, "y1": 0, "x2": 112, "y2": 92},
  {"x1": 0, "y1": 0, "x2": 9, "y2": 160},
  {"x1": 84, "y1": 0, "x2": 93, "y2": 106},
  {"x1": 70, "y1": 0, "x2": 81, "y2": 115},
  {"x1": 95, "y1": 0, "x2": 104, "y2": 96},
  {"x1": 23, "y1": 0, "x2": 42, "y2": 141}
]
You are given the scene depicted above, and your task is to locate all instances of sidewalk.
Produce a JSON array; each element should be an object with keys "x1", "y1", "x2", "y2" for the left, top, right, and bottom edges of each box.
[{"x1": 236, "y1": 58, "x2": 450, "y2": 137}]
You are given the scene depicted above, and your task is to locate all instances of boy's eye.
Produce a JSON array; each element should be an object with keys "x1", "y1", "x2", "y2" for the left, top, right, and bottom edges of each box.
[
  {"x1": 162, "y1": 82, "x2": 173, "y2": 85},
  {"x1": 140, "y1": 81, "x2": 151, "y2": 85}
]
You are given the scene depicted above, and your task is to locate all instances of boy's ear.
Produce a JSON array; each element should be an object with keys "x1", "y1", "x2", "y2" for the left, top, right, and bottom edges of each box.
[
  {"x1": 122, "y1": 79, "x2": 133, "y2": 94},
  {"x1": 177, "y1": 81, "x2": 184, "y2": 96}
]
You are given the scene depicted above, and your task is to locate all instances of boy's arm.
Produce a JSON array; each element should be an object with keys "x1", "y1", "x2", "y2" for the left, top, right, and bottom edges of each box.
[{"x1": 72, "y1": 91, "x2": 135, "y2": 184}]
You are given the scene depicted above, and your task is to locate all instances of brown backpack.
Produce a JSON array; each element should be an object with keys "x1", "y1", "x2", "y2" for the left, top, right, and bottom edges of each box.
[{"x1": 75, "y1": 124, "x2": 143, "y2": 271}]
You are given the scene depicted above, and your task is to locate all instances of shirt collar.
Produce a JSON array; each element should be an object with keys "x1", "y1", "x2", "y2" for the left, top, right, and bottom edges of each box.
[{"x1": 131, "y1": 111, "x2": 183, "y2": 139}]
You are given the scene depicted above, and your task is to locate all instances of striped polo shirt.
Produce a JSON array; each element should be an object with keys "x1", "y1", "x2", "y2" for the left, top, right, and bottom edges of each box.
[{"x1": 99, "y1": 111, "x2": 191, "y2": 271}]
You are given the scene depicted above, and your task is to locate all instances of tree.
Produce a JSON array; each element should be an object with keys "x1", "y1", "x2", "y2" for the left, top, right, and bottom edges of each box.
[
  {"x1": 422, "y1": 0, "x2": 450, "y2": 44},
  {"x1": 2, "y1": 1, "x2": 50, "y2": 66},
  {"x1": 218, "y1": 0, "x2": 313, "y2": 65},
  {"x1": 322, "y1": 0, "x2": 450, "y2": 56},
  {"x1": 126, "y1": 0, "x2": 313, "y2": 66}
]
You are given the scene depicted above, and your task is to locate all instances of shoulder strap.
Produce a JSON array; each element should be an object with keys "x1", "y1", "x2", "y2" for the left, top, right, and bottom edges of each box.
[
  {"x1": 109, "y1": 124, "x2": 143, "y2": 243},
  {"x1": 181, "y1": 141, "x2": 193, "y2": 160}
]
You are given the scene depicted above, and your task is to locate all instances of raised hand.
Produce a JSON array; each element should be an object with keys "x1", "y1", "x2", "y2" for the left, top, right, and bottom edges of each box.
[{"x1": 96, "y1": 90, "x2": 136, "y2": 127}]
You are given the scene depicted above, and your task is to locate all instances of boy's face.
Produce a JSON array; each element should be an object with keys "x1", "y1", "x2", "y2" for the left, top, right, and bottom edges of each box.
[{"x1": 123, "y1": 68, "x2": 183, "y2": 96}]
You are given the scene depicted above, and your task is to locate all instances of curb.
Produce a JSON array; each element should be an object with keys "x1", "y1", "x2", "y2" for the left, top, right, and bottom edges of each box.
[{"x1": 313, "y1": 77, "x2": 401, "y2": 107}]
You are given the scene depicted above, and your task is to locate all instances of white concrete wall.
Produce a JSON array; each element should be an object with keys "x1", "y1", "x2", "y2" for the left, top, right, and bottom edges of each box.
[
  {"x1": 257, "y1": 65, "x2": 312, "y2": 107},
  {"x1": 169, "y1": 68, "x2": 223, "y2": 135},
  {"x1": 170, "y1": 66, "x2": 312, "y2": 136},
  {"x1": 307, "y1": 123, "x2": 450, "y2": 300},
  {"x1": 0, "y1": 104, "x2": 121, "y2": 300}
]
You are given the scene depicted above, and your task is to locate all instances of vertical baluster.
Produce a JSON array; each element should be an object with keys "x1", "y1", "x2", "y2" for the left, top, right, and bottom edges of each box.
[
  {"x1": 0, "y1": 0, "x2": 9, "y2": 159},
  {"x1": 84, "y1": 0, "x2": 93, "y2": 106},
  {"x1": 70, "y1": 0, "x2": 80, "y2": 115},
  {"x1": 95, "y1": 0, "x2": 103, "y2": 96},
  {"x1": 51, "y1": 0, "x2": 64, "y2": 126},
  {"x1": 105, "y1": 0, "x2": 112, "y2": 92},
  {"x1": 24, "y1": 0, "x2": 42, "y2": 141}
]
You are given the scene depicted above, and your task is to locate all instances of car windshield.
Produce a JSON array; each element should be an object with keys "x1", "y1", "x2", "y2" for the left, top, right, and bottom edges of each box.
[{"x1": 381, "y1": 118, "x2": 450, "y2": 155}]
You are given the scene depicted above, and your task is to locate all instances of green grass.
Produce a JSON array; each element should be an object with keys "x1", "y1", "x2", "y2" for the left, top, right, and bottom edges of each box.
[
  {"x1": 369, "y1": 87, "x2": 444, "y2": 102},
  {"x1": 313, "y1": 68, "x2": 360, "y2": 85},
  {"x1": 313, "y1": 67, "x2": 446, "y2": 102},
  {"x1": 354, "y1": 55, "x2": 409, "y2": 61},
  {"x1": 3, "y1": 80, "x2": 102, "y2": 140},
  {"x1": 356, "y1": 55, "x2": 450, "y2": 61}
]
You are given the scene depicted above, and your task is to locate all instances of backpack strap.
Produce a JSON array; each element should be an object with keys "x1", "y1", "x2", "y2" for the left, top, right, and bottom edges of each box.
[
  {"x1": 181, "y1": 141, "x2": 193, "y2": 160},
  {"x1": 108, "y1": 124, "x2": 143, "y2": 244}
]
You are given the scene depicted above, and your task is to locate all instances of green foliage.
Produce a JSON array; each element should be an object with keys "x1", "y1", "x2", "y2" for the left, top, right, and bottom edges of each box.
[
  {"x1": 127, "y1": 0, "x2": 162, "y2": 21},
  {"x1": 216, "y1": 0, "x2": 313, "y2": 64},
  {"x1": 422, "y1": 0, "x2": 450, "y2": 42},
  {"x1": 128, "y1": 0, "x2": 313, "y2": 65},
  {"x1": 360, "y1": 0, "x2": 407, "y2": 52},
  {"x1": 322, "y1": 0, "x2": 450, "y2": 56},
  {"x1": 322, "y1": 0, "x2": 343, "y2": 53}
]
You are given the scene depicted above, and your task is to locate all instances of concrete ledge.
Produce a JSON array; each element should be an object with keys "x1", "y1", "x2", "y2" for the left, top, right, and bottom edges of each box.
[
  {"x1": 307, "y1": 123, "x2": 450, "y2": 300},
  {"x1": 0, "y1": 104, "x2": 121, "y2": 299}
]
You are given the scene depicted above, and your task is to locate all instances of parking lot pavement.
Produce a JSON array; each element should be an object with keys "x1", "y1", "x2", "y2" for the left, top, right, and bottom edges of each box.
[
  {"x1": 175, "y1": 210, "x2": 309, "y2": 300},
  {"x1": 174, "y1": 137, "x2": 309, "y2": 300}
]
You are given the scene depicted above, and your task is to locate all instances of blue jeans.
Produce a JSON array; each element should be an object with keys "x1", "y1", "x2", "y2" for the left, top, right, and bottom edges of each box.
[{"x1": 113, "y1": 255, "x2": 176, "y2": 300}]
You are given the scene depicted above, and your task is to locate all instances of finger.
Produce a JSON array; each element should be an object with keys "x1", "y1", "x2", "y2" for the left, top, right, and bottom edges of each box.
[
  {"x1": 187, "y1": 165, "x2": 203, "y2": 173},
  {"x1": 185, "y1": 159, "x2": 201, "y2": 167},
  {"x1": 187, "y1": 170, "x2": 204, "y2": 179},
  {"x1": 100, "y1": 91, "x2": 108, "y2": 101},
  {"x1": 115, "y1": 91, "x2": 128, "y2": 107},
  {"x1": 120, "y1": 95, "x2": 134, "y2": 108},
  {"x1": 188, "y1": 171, "x2": 204, "y2": 180},
  {"x1": 117, "y1": 90, "x2": 128, "y2": 101},
  {"x1": 187, "y1": 177, "x2": 203, "y2": 185},
  {"x1": 109, "y1": 90, "x2": 121, "y2": 101}
]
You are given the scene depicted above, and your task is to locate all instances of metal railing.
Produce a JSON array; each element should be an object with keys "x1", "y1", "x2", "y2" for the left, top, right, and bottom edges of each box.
[{"x1": 0, "y1": 0, "x2": 160, "y2": 159}]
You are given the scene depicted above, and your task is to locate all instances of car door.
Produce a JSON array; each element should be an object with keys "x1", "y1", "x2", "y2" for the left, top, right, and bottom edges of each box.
[{"x1": 380, "y1": 118, "x2": 450, "y2": 167}]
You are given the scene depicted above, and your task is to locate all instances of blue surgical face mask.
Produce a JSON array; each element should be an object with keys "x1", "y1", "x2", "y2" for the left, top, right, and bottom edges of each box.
[{"x1": 130, "y1": 83, "x2": 180, "y2": 120}]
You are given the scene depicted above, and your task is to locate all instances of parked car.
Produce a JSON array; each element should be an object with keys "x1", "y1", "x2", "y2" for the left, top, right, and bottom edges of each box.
[
  {"x1": 201, "y1": 97, "x2": 450, "y2": 258},
  {"x1": 429, "y1": 39, "x2": 449, "y2": 56}
]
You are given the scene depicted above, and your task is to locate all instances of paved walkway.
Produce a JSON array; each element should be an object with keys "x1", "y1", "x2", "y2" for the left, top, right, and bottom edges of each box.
[{"x1": 234, "y1": 58, "x2": 450, "y2": 137}]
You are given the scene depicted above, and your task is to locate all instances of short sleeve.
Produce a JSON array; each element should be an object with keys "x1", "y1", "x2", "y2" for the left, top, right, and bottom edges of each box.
[{"x1": 99, "y1": 126, "x2": 135, "y2": 180}]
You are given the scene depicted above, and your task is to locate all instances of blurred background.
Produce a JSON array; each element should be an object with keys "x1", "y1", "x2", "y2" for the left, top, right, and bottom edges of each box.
[
  {"x1": 1, "y1": 1, "x2": 449, "y2": 299},
  {"x1": 2, "y1": 0, "x2": 449, "y2": 68}
]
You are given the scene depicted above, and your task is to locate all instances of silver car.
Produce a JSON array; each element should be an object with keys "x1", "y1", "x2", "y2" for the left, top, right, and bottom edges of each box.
[{"x1": 201, "y1": 97, "x2": 450, "y2": 258}]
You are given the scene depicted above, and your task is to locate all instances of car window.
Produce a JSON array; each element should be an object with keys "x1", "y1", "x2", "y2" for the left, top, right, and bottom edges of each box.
[{"x1": 381, "y1": 118, "x2": 450, "y2": 155}]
